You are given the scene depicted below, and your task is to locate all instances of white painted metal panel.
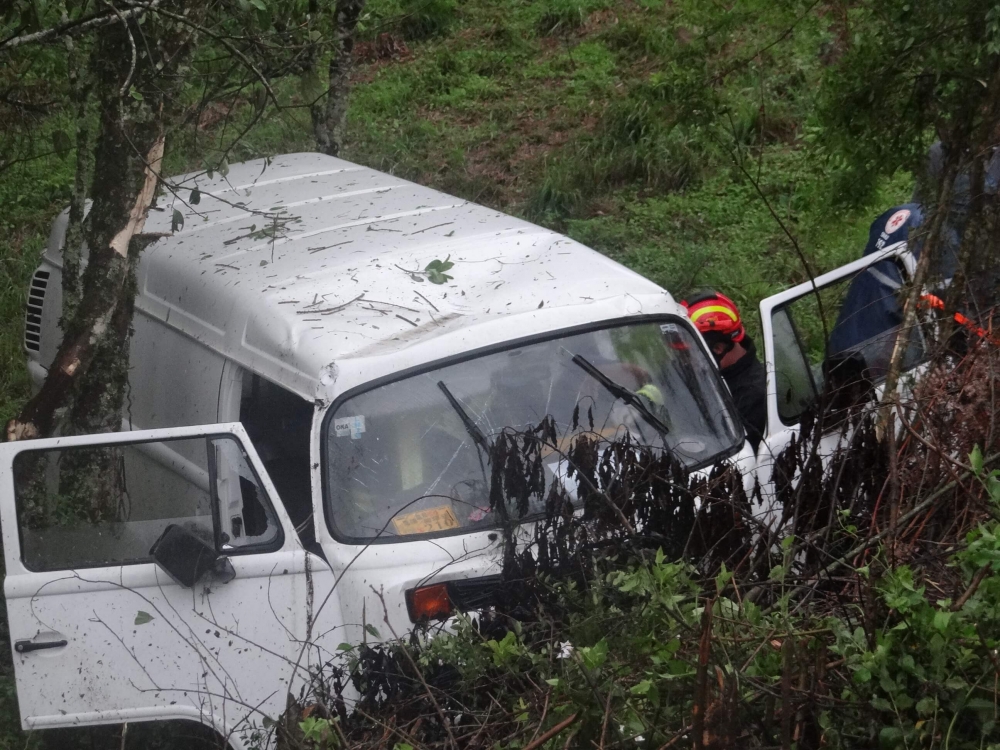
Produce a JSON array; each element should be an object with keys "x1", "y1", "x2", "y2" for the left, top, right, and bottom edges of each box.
[{"x1": 0, "y1": 424, "x2": 338, "y2": 747}]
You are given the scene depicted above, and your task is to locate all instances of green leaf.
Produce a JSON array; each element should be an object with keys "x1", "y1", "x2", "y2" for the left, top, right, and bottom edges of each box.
[
  {"x1": 967, "y1": 697, "x2": 996, "y2": 712},
  {"x1": 944, "y1": 676, "x2": 967, "y2": 691},
  {"x1": 249, "y1": 0, "x2": 266, "y2": 9},
  {"x1": 364, "y1": 624, "x2": 380, "y2": 639},
  {"x1": 424, "y1": 256, "x2": 455, "y2": 284},
  {"x1": 580, "y1": 638, "x2": 608, "y2": 671},
  {"x1": 871, "y1": 696, "x2": 892, "y2": 711},
  {"x1": 932, "y1": 609, "x2": 952, "y2": 632},
  {"x1": 852, "y1": 667, "x2": 871, "y2": 684},
  {"x1": 988, "y1": 475, "x2": 1000, "y2": 504},
  {"x1": 426, "y1": 269, "x2": 452, "y2": 284},
  {"x1": 129, "y1": 86, "x2": 144, "y2": 101},
  {"x1": 544, "y1": 678, "x2": 559, "y2": 686},
  {"x1": 394, "y1": 745, "x2": 414, "y2": 750},
  {"x1": 171, "y1": 209, "x2": 184, "y2": 232},
  {"x1": 337, "y1": 642, "x2": 353, "y2": 651},
  {"x1": 879, "y1": 726, "x2": 904, "y2": 749},
  {"x1": 971, "y1": 444, "x2": 984, "y2": 473},
  {"x1": 630, "y1": 679, "x2": 652, "y2": 695},
  {"x1": 219, "y1": 158, "x2": 230, "y2": 178},
  {"x1": 134, "y1": 611, "x2": 154, "y2": 625},
  {"x1": 190, "y1": 187, "x2": 201, "y2": 205},
  {"x1": 715, "y1": 563, "x2": 732, "y2": 589}
]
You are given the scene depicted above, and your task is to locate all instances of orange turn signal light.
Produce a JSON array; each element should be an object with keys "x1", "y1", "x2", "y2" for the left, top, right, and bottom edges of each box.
[{"x1": 406, "y1": 583, "x2": 453, "y2": 623}]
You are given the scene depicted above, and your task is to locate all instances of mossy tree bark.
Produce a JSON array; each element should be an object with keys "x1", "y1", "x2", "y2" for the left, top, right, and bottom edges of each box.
[
  {"x1": 6, "y1": 5, "x2": 197, "y2": 453},
  {"x1": 312, "y1": 0, "x2": 366, "y2": 157}
]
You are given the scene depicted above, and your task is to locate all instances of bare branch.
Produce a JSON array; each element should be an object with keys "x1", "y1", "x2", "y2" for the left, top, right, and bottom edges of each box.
[{"x1": 0, "y1": 1, "x2": 162, "y2": 51}]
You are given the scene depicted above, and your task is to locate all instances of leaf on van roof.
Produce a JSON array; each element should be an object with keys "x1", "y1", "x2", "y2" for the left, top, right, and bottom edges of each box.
[
  {"x1": 135, "y1": 611, "x2": 154, "y2": 626},
  {"x1": 425, "y1": 256, "x2": 454, "y2": 285},
  {"x1": 171, "y1": 209, "x2": 184, "y2": 233}
]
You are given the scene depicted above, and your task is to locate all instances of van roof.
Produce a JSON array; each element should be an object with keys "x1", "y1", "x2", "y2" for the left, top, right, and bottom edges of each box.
[{"x1": 119, "y1": 153, "x2": 671, "y2": 401}]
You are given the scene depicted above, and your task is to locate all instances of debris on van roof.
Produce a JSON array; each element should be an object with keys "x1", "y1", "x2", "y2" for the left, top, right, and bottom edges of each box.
[{"x1": 56, "y1": 153, "x2": 670, "y2": 399}]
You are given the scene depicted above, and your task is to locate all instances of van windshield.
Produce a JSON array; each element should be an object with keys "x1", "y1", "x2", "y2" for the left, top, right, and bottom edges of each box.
[{"x1": 323, "y1": 319, "x2": 743, "y2": 542}]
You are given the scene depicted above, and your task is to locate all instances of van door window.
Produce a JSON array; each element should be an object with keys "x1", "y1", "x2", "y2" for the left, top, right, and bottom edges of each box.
[
  {"x1": 12, "y1": 434, "x2": 282, "y2": 571},
  {"x1": 771, "y1": 260, "x2": 926, "y2": 425},
  {"x1": 240, "y1": 374, "x2": 314, "y2": 547}
]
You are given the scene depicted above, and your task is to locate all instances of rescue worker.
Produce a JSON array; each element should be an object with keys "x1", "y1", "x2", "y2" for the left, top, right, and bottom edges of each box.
[
  {"x1": 826, "y1": 203, "x2": 925, "y2": 379},
  {"x1": 683, "y1": 291, "x2": 767, "y2": 452}
]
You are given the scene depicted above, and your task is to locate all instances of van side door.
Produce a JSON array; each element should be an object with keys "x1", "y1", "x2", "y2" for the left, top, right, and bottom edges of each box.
[
  {"x1": 0, "y1": 423, "x2": 331, "y2": 749},
  {"x1": 754, "y1": 243, "x2": 921, "y2": 506}
]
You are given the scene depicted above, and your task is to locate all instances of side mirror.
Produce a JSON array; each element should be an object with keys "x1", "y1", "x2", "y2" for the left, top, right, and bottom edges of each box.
[{"x1": 150, "y1": 524, "x2": 235, "y2": 588}]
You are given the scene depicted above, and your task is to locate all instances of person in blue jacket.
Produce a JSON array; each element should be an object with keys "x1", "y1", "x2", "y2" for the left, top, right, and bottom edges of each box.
[
  {"x1": 826, "y1": 204, "x2": 925, "y2": 380},
  {"x1": 826, "y1": 142, "x2": 1000, "y2": 380}
]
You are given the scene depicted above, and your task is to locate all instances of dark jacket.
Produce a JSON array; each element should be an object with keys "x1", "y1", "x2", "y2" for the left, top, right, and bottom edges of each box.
[
  {"x1": 827, "y1": 204, "x2": 923, "y2": 368},
  {"x1": 720, "y1": 336, "x2": 767, "y2": 452}
]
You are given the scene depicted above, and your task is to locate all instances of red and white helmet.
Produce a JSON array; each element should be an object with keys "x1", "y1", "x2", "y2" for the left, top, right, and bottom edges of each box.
[{"x1": 681, "y1": 291, "x2": 746, "y2": 343}]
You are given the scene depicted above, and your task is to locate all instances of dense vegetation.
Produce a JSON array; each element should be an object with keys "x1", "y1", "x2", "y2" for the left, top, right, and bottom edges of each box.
[{"x1": 1, "y1": 0, "x2": 998, "y2": 747}]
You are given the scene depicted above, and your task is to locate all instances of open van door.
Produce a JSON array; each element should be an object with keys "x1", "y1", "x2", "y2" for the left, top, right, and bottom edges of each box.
[
  {"x1": 754, "y1": 242, "x2": 923, "y2": 510},
  {"x1": 0, "y1": 423, "x2": 331, "y2": 749}
]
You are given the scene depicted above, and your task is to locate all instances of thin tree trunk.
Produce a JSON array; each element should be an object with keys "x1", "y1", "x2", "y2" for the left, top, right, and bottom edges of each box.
[
  {"x1": 312, "y1": 0, "x2": 366, "y2": 157},
  {"x1": 5, "y1": 9, "x2": 190, "y2": 443},
  {"x1": 61, "y1": 34, "x2": 91, "y2": 326}
]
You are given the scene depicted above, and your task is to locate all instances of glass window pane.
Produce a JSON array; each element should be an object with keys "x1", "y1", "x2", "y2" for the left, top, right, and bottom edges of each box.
[
  {"x1": 324, "y1": 319, "x2": 743, "y2": 541},
  {"x1": 14, "y1": 434, "x2": 281, "y2": 571}
]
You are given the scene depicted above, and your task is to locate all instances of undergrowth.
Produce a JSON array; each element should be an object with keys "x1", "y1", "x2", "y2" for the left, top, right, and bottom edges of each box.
[{"x1": 275, "y1": 344, "x2": 1000, "y2": 750}]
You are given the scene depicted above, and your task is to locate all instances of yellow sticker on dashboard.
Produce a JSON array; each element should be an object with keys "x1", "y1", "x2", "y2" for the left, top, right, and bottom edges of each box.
[{"x1": 392, "y1": 506, "x2": 461, "y2": 535}]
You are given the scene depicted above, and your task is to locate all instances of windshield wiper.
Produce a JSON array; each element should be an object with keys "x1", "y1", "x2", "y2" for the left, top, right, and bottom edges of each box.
[
  {"x1": 437, "y1": 380, "x2": 491, "y2": 454},
  {"x1": 570, "y1": 354, "x2": 670, "y2": 437}
]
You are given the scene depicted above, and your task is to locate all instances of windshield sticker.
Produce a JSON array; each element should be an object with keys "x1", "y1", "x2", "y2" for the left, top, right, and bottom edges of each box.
[
  {"x1": 334, "y1": 415, "x2": 366, "y2": 438},
  {"x1": 392, "y1": 505, "x2": 460, "y2": 535}
]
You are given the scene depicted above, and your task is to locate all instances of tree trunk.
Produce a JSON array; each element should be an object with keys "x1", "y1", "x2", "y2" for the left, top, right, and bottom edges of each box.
[
  {"x1": 312, "y1": 0, "x2": 366, "y2": 157},
  {"x1": 60, "y1": 35, "x2": 91, "y2": 326},
  {"x1": 5, "y1": 7, "x2": 194, "y2": 444}
]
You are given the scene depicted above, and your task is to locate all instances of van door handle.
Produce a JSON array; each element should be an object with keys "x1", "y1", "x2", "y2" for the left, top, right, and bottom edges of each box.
[{"x1": 15, "y1": 639, "x2": 67, "y2": 653}]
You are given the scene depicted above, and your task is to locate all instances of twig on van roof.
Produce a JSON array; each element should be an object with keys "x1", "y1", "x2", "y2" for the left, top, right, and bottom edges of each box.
[
  {"x1": 406, "y1": 221, "x2": 454, "y2": 236},
  {"x1": 308, "y1": 240, "x2": 353, "y2": 253},
  {"x1": 396, "y1": 314, "x2": 419, "y2": 327},
  {"x1": 366, "y1": 298, "x2": 421, "y2": 313},
  {"x1": 297, "y1": 293, "x2": 365, "y2": 315},
  {"x1": 215, "y1": 263, "x2": 239, "y2": 270},
  {"x1": 413, "y1": 290, "x2": 439, "y2": 312},
  {"x1": 394, "y1": 263, "x2": 426, "y2": 281}
]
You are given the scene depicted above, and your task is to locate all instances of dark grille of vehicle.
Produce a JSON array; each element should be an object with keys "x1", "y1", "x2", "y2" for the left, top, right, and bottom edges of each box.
[{"x1": 24, "y1": 268, "x2": 50, "y2": 353}]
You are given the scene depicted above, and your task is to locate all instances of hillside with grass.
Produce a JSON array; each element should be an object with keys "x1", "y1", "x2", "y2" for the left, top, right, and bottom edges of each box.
[{"x1": 0, "y1": 0, "x2": 913, "y2": 428}]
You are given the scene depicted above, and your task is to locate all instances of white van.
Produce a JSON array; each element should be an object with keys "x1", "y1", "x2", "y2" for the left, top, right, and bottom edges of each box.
[
  {"x1": 4, "y1": 153, "x2": 752, "y2": 745},
  {"x1": 3, "y1": 153, "x2": 922, "y2": 745}
]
